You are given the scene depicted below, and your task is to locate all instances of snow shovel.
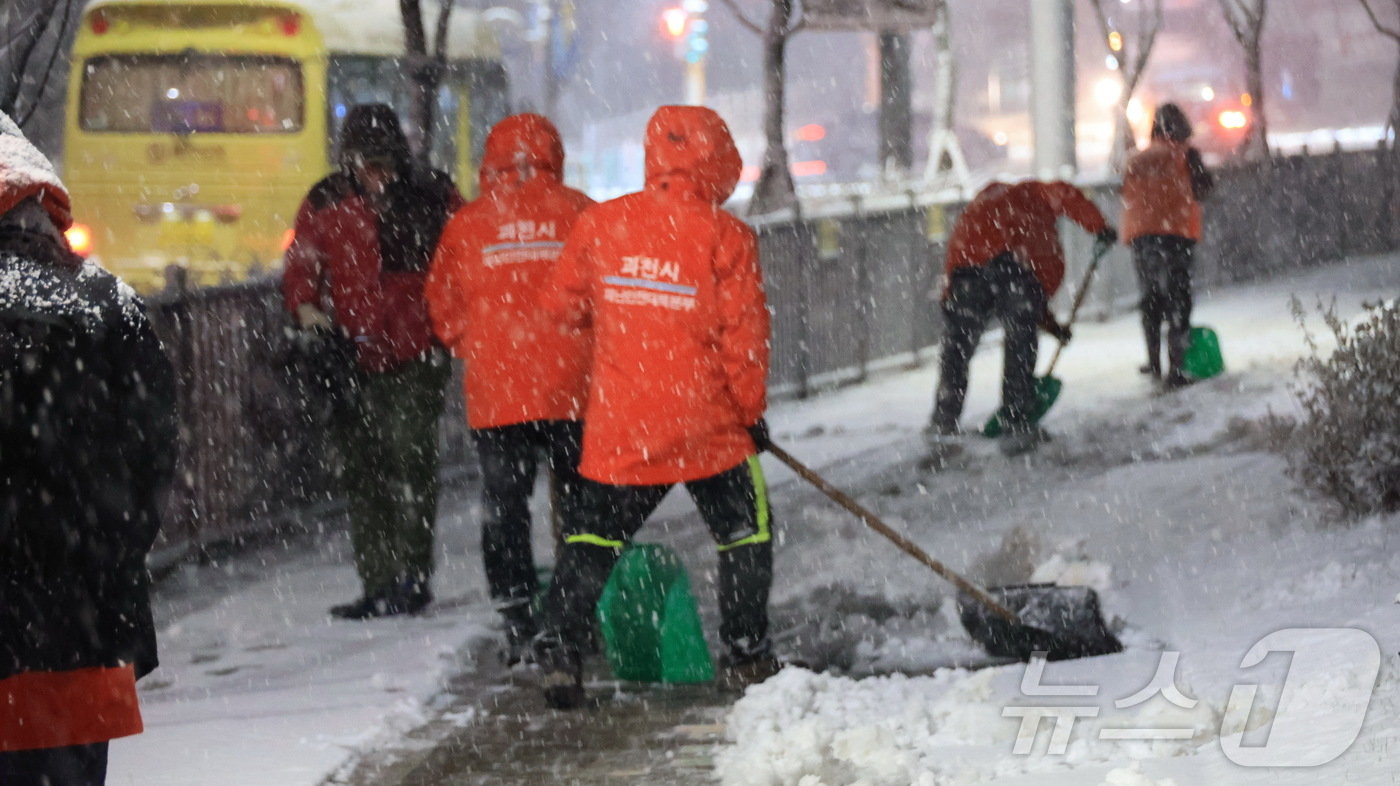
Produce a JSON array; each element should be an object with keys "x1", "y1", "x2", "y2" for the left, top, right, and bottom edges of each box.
[
  {"x1": 761, "y1": 439, "x2": 1122, "y2": 661},
  {"x1": 595, "y1": 543, "x2": 714, "y2": 684},
  {"x1": 1181, "y1": 326, "x2": 1224, "y2": 380},
  {"x1": 983, "y1": 242, "x2": 1112, "y2": 438}
]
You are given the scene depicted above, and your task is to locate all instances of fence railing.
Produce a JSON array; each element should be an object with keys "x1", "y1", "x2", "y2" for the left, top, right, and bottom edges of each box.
[{"x1": 144, "y1": 148, "x2": 1397, "y2": 560}]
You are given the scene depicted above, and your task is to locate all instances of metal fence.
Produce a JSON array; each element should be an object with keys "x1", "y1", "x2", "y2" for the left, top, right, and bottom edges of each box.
[{"x1": 145, "y1": 148, "x2": 1397, "y2": 559}]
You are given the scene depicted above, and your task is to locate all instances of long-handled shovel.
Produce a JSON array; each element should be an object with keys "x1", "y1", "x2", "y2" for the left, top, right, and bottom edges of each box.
[
  {"x1": 983, "y1": 241, "x2": 1113, "y2": 438},
  {"x1": 762, "y1": 439, "x2": 1121, "y2": 661}
]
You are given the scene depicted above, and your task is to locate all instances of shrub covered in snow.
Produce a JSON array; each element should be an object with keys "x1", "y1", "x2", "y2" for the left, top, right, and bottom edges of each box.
[{"x1": 1290, "y1": 298, "x2": 1400, "y2": 515}]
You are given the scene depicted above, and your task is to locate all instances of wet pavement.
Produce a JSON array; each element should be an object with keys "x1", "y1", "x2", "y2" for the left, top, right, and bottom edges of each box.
[{"x1": 339, "y1": 645, "x2": 733, "y2": 785}]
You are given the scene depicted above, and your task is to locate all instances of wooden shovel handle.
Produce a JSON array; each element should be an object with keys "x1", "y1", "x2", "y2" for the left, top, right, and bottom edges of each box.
[
  {"x1": 762, "y1": 440, "x2": 1019, "y2": 624},
  {"x1": 1044, "y1": 242, "x2": 1112, "y2": 377}
]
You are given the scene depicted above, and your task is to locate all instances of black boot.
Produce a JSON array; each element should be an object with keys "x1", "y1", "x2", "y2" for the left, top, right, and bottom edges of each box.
[
  {"x1": 717, "y1": 640, "x2": 782, "y2": 693},
  {"x1": 390, "y1": 575, "x2": 433, "y2": 615},
  {"x1": 532, "y1": 633, "x2": 585, "y2": 710}
]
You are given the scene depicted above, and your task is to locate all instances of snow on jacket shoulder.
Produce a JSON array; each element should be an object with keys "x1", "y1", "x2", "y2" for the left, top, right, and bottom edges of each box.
[
  {"x1": 945, "y1": 180, "x2": 1108, "y2": 299},
  {"x1": 549, "y1": 106, "x2": 769, "y2": 486},
  {"x1": 0, "y1": 228, "x2": 177, "y2": 751},
  {"x1": 282, "y1": 166, "x2": 462, "y2": 373},
  {"x1": 426, "y1": 113, "x2": 595, "y2": 428},
  {"x1": 1122, "y1": 140, "x2": 1204, "y2": 243}
]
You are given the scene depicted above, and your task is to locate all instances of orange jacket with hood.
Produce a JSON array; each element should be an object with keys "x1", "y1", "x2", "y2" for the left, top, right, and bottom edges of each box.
[
  {"x1": 426, "y1": 114, "x2": 595, "y2": 429},
  {"x1": 944, "y1": 180, "x2": 1108, "y2": 299},
  {"x1": 547, "y1": 106, "x2": 769, "y2": 486},
  {"x1": 1121, "y1": 139, "x2": 1204, "y2": 243}
]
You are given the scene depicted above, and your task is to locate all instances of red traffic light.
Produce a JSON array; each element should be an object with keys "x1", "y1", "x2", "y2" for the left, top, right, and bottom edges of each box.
[{"x1": 662, "y1": 8, "x2": 688, "y2": 38}]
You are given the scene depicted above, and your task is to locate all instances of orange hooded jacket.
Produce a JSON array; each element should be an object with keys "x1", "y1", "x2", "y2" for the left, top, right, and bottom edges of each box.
[
  {"x1": 547, "y1": 106, "x2": 769, "y2": 486},
  {"x1": 944, "y1": 180, "x2": 1108, "y2": 299},
  {"x1": 1121, "y1": 139, "x2": 1203, "y2": 243},
  {"x1": 426, "y1": 114, "x2": 595, "y2": 429}
]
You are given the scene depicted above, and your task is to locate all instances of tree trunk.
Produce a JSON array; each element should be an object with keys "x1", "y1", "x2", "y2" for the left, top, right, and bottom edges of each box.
[
  {"x1": 878, "y1": 30, "x2": 912, "y2": 177},
  {"x1": 747, "y1": 1, "x2": 796, "y2": 216},
  {"x1": 1243, "y1": 38, "x2": 1269, "y2": 159},
  {"x1": 1390, "y1": 48, "x2": 1400, "y2": 147},
  {"x1": 399, "y1": 0, "x2": 446, "y2": 164},
  {"x1": 1109, "y1": 106, "x2": 1136, "y2": 172}
]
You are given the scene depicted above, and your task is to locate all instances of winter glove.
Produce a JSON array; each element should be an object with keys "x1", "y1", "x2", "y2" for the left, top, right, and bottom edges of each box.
[
  {"x1": 296, "y1": 303, "x2": 332, "y2": 330},
  {"x1": 747, "y1": 418, "x2": 771, "y2": 452},
  {"x1": 1094, "y1": 227, "x2": 1119, "y2": 250},
  {"x1": 1039, "y1": 309, "x2": 1072, "y2": 343}
]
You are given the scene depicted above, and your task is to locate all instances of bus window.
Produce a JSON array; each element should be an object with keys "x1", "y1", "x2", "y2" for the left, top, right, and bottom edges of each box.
[{"x1": 80, "y1": 54, "x2": 303, "y2": 134}]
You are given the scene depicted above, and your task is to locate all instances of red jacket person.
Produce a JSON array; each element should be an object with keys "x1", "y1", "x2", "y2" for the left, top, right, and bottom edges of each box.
[
  {"x1": 928, "y1": 180, "x2": 1113, "y2": 456},
  {"x1": 533, "y1": 105, "x2": 776, "y2": 708}
]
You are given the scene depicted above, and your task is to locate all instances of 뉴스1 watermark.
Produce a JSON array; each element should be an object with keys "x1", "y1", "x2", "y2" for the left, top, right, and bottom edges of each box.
[{"x1": 1002, "y1": 627, "x2": 1381, "y2": 767}]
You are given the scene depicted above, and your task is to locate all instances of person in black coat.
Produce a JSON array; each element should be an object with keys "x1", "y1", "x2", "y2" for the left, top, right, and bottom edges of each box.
[{"x1": 0, "y1": 111, "x2": 177, "y2": 786}]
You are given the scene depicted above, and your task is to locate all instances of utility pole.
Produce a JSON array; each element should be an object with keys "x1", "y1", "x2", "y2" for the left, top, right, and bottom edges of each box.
[{"x1": 1029, "y1": 0, "x2": 1077, "y2": 178}]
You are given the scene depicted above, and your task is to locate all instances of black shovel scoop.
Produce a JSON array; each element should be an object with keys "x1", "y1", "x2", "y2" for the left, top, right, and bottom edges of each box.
[{"x1": 762, "y1": 440, "x2": 1121, "y2": 661}]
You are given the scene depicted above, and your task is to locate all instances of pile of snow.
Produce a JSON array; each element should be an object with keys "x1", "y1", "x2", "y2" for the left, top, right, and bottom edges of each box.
[{"x1": 718, "y1": 651, "x2": 1220, "y2": 786}]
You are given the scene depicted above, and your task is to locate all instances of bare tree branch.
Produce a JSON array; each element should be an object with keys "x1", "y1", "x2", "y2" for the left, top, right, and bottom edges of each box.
[
  {"x1": 1215, "y1": 0, "x2": 1269, "y2": 158},
  {"x1": 432, "y1": 0, "x2": 453, "y2": 61},
  {"x1": 1359, "y1": 0, "x2": 1400, "y2": 40},
  {"x1": 1217, "y1": 0, "x2": 1265, "y2": 45},
  {"x1": 1087, "y1": 0, "x2": 1114, "y2": 52},
  {"x1": 786, "y1": 4, "x2": 806, "y2": 36},
  {"x1": 716, "y1": 0, "x2": 764, "y2": 35}
]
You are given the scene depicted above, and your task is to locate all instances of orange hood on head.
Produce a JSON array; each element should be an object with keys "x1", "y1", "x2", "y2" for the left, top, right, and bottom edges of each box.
[
  {"x1": 480, "y1": 113, "x2": 565, "y2": 193},
  {"x1": 644, "y1": 105, "x2": 741, "y2": 205}
]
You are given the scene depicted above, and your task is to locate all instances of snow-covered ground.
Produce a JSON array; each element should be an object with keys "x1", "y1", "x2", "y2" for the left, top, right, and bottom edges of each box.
[
  {"x1": 719, "y1": 251, "x2": 1400, "y2": 786},
  {"x1": 106, "y1": 252, "x2": 1398, "y2": 785}
]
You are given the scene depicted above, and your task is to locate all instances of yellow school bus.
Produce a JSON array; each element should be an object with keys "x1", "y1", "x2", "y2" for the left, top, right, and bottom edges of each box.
[{"x1": 64, "y1": 0, "x2": 507, "y2": 292}]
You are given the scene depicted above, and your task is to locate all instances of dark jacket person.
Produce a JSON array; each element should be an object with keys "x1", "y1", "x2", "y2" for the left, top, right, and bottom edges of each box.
[
  {"x1": 0, "y1": 111, "x2": 178, "y2": 786},
  {"x1": 282, "y1": 104, "x2": 462, "y2": 618}
]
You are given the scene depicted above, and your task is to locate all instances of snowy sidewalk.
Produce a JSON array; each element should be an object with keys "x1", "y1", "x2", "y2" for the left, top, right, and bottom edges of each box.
[{"x1": 109, "y1": 253, "x2": 1398, "y2": 786}]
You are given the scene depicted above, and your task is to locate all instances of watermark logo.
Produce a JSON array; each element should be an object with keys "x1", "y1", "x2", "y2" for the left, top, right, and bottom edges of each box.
[
  {"x1": 1002, "y1": 627, "x2": 1380, "y2": 767},
  {"x1": 1220, "y1": 628, "x2": 1380, "y2": 767}
]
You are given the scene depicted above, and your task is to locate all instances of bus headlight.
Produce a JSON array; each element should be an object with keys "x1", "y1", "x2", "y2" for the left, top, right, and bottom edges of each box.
[{"x1": 65, "y1": 223, "x2": 94, "y2": 258}]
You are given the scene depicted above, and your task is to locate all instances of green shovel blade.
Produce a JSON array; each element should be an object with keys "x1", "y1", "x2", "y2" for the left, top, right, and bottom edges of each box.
[
  {"x1": 595, "y1": 543, "x2": 714, "y2": 684},
  {"x1": 982, "y1": 375, "x2": 1063, "y2": 438},
  {"x1": 1182, "y1": 326, "x2": 1224, "y2": 380}
]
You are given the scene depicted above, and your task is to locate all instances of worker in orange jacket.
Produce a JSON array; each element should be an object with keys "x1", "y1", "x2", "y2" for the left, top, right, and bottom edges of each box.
[
  {"x1": 426, "y1": 113, "x2": 594, "y2": 662},
  {"x1": 928, "y1": 180, "x2": 1115, "y2": 456},
  {"x1": 1121, "y1": 103, "x2": 1214, "y2": 388},
  {"x1": 532, "y1": 106, "x2": 775, "y2": 709}
]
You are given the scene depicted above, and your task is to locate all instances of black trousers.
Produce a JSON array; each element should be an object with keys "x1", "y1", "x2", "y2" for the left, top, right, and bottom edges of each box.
[
  {"x1": 0, "y1": 742, "x2": 109, "y2": 786},
  {"x1": 472, "y1": 420, "x2": 584, "y2": 610},
  {"x1": 541, "y1": 457, "x2": 774, "y2": 660},
  {"x1": 1132, "y1": 235, "x2": 1195, "y2": 377},
  {"x1": 931, "y1": 253, "x2": 1046, "y2": 434}
]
